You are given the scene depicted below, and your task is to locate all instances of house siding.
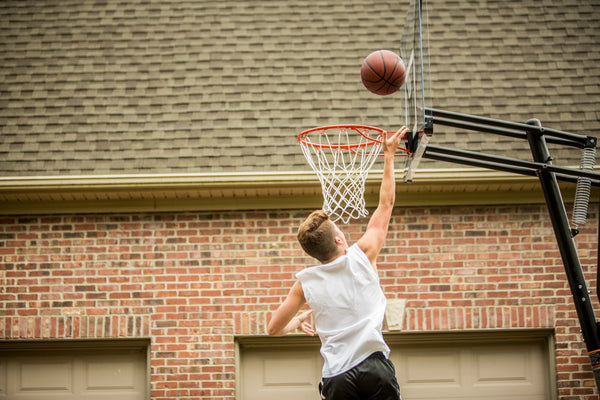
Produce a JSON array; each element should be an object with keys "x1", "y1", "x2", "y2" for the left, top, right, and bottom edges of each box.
[{"x1": 1, "y1": 205, "x2": 598, "y2": 399}]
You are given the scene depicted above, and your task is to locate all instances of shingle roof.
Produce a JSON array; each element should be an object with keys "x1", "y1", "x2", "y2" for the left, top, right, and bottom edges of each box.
[{"x1": 1, "y1": 0, "x2": 599, "y2": 177}]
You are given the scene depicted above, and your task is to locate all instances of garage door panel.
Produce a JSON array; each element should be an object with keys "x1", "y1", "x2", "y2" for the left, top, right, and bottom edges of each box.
[
  {"x1": 473, "y1": 344, "x2": 540, "y2": 385},
  {"x1": 241, "y1": 348, "x2": 322, "y2": 400},
  {"x1": 475, "y1": 349, "x2": 527, "y2": 382},
  {"x1": 263, "y1": 355, "x2": 316, "y2": 386},
  {"x1": 469, "y1": 344, "x2": 547, "y2": 400},
  {"x1": 17, "y1": 358, "x2": 73, "y2": 393},
  {"x1": 84, "y1": 355, "x2": 139, "y2": 390},
  {"x1": 399, "y1": 349, "x2": 461, "y2": 385},
  {"x1": 240, "y1": 334, "x2": 552, "y2": 400},
  {"x1": 0, "y1": 345, "x2": 147, "y2": 400},
  {"x1": 392, "y1": 340, "x2": 548, "y2": 400}
]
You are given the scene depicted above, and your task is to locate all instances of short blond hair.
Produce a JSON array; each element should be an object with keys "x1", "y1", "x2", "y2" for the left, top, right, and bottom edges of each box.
[{"x1": 297, "y1": 210, "x2": 338, "y2": 262}]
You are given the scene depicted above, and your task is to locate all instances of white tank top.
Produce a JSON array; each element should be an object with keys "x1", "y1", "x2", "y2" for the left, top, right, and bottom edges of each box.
[{"x1": 296, "y1": 244, "x2": 390, "y2": 377}]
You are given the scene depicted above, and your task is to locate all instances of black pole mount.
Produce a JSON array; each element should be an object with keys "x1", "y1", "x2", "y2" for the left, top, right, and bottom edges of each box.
[{"x1": 422, "y1": 108, "x2": 600, "y2": 392}]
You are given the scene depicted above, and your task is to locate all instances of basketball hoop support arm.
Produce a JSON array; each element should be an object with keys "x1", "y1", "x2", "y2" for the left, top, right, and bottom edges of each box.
[
  {"x1": 524, "y1": 118, "x2": 600, "y2": 388},
  {"x1": 421, "y1": 107, "x2": 600, "y2": 389}
]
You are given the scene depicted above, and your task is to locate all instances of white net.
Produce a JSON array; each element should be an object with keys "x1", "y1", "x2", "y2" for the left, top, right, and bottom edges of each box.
[{"x1": 299, "y1": 126, "x2": 383, "y2": 224}]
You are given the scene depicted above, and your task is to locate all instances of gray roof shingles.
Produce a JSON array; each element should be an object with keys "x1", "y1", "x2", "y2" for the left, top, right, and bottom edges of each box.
[{"x1": 1, "y1": 0, "x2": 599, "y2": 176}]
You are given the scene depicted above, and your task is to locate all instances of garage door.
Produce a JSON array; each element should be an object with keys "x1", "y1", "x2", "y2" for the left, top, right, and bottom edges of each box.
[
  {"x1": 241, "y1": 346, "x2": 323, "y2": 400},
  {"x1": 390, "y1": 337, "x2": 551, "y2": 400},
  {"x1": 239, "y1": 333, "x2": 553, "y2": 400},
  {"x1": 0, "y1": 341, "x2": 148, "y2": 400}
]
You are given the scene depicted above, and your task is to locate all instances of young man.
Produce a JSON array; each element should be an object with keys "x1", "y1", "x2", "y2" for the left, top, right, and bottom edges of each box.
[{"x1": 267, "y1": 126, "x2": 407, "y2": 400}]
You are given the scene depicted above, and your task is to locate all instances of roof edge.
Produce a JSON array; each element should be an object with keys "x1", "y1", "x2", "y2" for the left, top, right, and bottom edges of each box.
[
  {"x1": 0, "y1": 168, "x2": 546, "y2": 189},
  {"x1": 0, "y1": 168, "x2": 584, "y2": 215}
]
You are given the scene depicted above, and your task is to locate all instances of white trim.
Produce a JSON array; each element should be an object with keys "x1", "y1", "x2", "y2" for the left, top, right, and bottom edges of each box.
[{"x1": 0, "y1": 168, "x2": 587, "y2": 214}]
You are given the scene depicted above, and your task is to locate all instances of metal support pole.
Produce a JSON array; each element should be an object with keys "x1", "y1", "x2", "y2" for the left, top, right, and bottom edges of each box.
[
  {"x1": 417, "y1": 108, "x2": 600, "y2": 392},
  {"x1": 524, "y1": 118, "x2": 600, "y2": 389}
]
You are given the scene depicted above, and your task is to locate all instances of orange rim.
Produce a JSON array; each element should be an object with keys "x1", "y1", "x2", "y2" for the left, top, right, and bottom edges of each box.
[{"x1": 298, "y1": 124, "x2": 415, "y2": 155}]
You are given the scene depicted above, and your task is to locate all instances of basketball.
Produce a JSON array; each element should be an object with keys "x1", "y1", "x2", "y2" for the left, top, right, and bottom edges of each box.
[{"x1": 360, "y1": 50, "x2": 406, "y2": 96}]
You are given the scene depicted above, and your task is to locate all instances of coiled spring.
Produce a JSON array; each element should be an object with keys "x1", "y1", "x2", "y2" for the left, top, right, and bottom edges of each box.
[{"x1": 572, "y1": 146, "x2": 596, "y2": 228}]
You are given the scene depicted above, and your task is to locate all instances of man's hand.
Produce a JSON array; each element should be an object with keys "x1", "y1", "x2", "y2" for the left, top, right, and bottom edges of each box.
[
  {"x1": 382, "y1": 126, "x2": 408, "y2": 156},
  {"x1": 267, "y1": 281, "x2": 314, "y2": 336},
  {"x1": 268, "y1": 308, "x2": 314, "y2": 337},
  {"x1": 295, "y1": 309, "x2": 315, "y2": 336}
]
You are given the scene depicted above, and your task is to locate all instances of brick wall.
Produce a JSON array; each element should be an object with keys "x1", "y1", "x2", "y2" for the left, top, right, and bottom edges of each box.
[{"x1": 1, "y1": 205, "x2": 598, "y2": 399}]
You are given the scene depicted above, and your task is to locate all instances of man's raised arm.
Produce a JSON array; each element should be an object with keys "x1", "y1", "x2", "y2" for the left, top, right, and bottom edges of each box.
[{"x1": 357, "y1": 126, "x2": 408, "y2": 266}]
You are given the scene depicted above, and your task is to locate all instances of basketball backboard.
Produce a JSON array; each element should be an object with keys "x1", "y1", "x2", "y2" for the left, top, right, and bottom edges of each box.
[
  {"x1": 296, "y1": 0, "x2": 432, "y2": 222},
  {"x1": 399, "y1": 0, "x2": 433, "y2": 182}
]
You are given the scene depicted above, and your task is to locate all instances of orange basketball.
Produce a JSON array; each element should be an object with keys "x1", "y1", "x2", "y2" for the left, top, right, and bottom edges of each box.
[{"x1": 360, "y1": 50, "x2": 406, "y2": 96}]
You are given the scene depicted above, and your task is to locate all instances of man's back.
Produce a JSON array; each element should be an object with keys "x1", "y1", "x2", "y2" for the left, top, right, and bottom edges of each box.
[{"x1": 297, "y1": 243, "x2": 389, "y2": 377}]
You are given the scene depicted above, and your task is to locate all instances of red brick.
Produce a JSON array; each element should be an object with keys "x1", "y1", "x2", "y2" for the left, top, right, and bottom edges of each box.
[{"x1": 1, "y1": 206, "x2": 598, "y2": 398}]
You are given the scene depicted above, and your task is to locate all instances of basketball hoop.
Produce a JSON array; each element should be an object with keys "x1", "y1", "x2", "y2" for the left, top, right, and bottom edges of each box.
[{"x1": 298, "y1": 125, "x2": 410, "y2": 224}]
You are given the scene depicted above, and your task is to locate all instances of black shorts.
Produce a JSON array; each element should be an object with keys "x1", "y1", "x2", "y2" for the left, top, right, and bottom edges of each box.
[{"x1": 319, "y1": 352, "x2": 402, "y2": 400}]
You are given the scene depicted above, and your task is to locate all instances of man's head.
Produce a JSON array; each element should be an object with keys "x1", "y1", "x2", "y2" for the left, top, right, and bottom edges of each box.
[{"x1": 297, "y1": 210, "x2": 347, "y2": 263}]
